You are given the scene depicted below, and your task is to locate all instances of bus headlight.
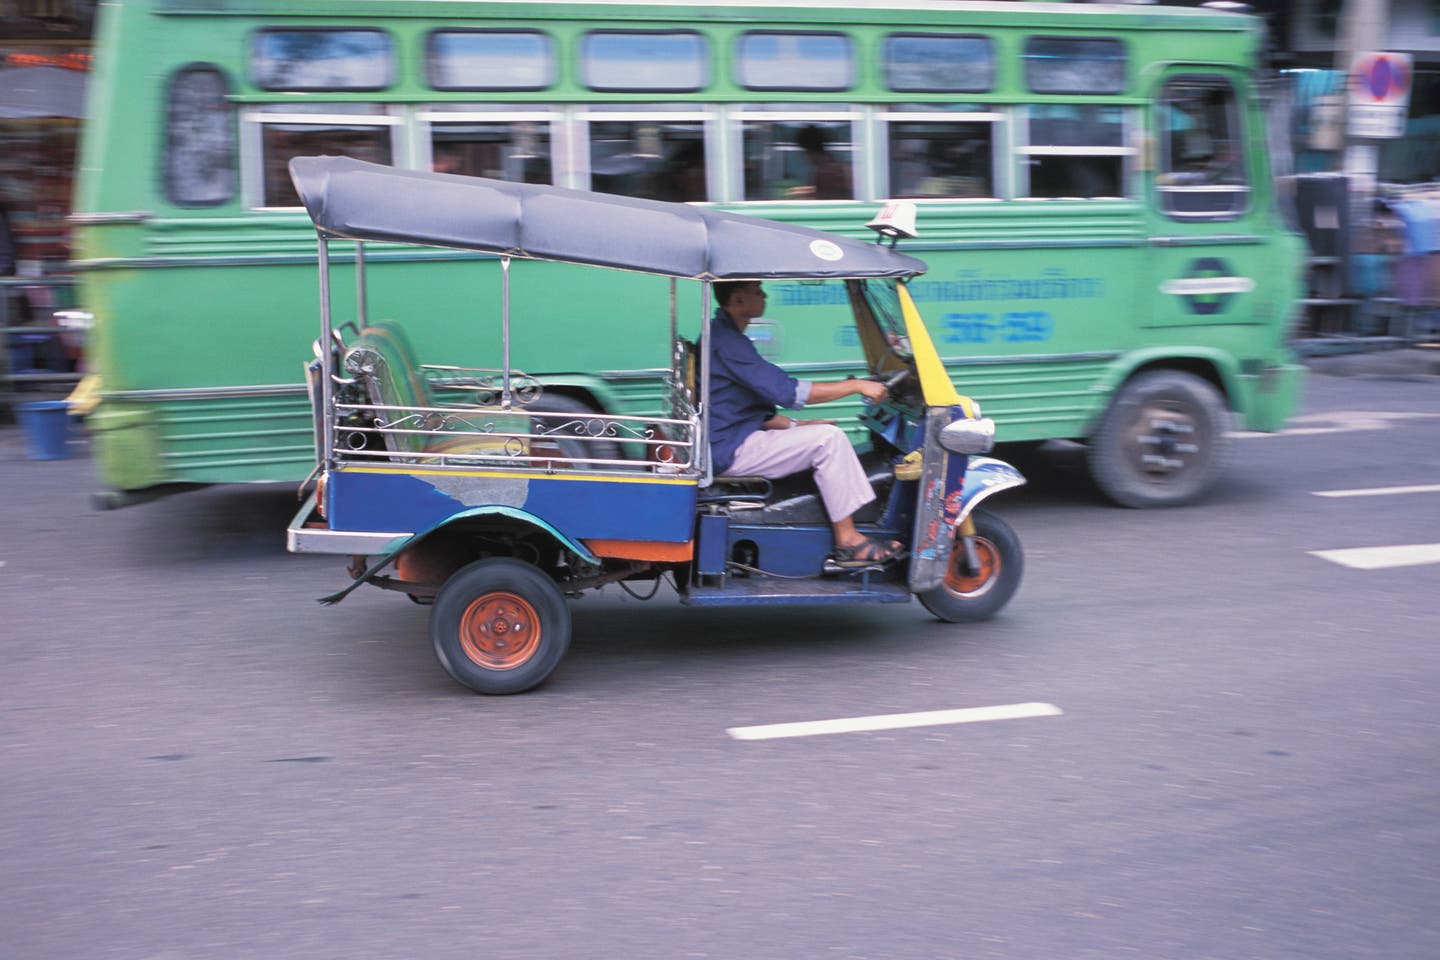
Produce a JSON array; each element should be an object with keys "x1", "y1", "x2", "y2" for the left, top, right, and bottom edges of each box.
[{"x1": 938, "y1": 417, "x2": 996, "y2": 455}]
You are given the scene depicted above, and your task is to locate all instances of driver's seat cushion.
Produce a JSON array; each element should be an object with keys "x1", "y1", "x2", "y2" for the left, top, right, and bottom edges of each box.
[{"x1": 711, "y1": 450, "x2": 894, "y2": 525}]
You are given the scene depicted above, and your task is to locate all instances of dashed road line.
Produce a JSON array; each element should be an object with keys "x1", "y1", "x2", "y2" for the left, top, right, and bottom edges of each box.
[
  {"x1": 1312, "y1": 484, "x2": 1440, "y2": 498},
  {"x1": 1309, "y1": 544, "x2": 1440, "y2": 570},
  {"x1": 727, "y1": 702, "x2": 1063, "y2": 741}
]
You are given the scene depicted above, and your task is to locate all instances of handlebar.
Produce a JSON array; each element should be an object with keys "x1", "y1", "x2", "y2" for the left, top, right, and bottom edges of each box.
[{"x1": 881, "y1": 368, "x2": 910, "y2": 392}]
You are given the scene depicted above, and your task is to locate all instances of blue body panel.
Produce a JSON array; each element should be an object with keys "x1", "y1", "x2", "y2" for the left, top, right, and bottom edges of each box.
[{"x1": 327, "y1": 468, "x2": 698, "y2": 542}]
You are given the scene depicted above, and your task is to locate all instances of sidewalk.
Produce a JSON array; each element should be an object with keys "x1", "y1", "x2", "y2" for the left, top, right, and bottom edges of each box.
[{"x1": 1298, "y1": 343, "x2": 1440, "y2": 378}]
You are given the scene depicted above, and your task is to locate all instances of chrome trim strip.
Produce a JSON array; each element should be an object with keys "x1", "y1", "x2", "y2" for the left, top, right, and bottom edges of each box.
[
  {"x1": 102, "y1": 384, "x2": 307, "y2": 401},
  {"x1": 67, "y1": 211, "x2": 153, "y2": 225},
  {"x1": 287, "y1": 526, "x2": 413, "y2": 556},
  {"x1": 1148, "y1": 234, "x2": 1264, "y2": 247},
  {"x1": 941, "y1": 351, "x2": 1121, "y2": 366}
]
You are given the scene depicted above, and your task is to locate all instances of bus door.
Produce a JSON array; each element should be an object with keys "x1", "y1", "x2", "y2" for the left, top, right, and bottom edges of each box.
[{"x1": 1143, "y1": 71, "x2": 1265, "y2": 332}]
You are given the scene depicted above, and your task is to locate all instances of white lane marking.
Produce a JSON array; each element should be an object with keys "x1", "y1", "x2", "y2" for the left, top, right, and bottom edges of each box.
[
  {"x1": 726, "y1": 702, "x2": 1063, "y2": 741},
  {"x1": 1233, "y1": 410, "x2": 1440, "y2": 439},
  {"x1": 1313, "y1": 484, "x2": 1440, "y2": 498},
  {"x1": 1309, "y1": 544, "x2": 1440, "y2": 570}
]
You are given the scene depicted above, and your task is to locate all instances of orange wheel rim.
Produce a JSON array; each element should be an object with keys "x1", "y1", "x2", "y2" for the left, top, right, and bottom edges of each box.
[
  {"x1": 945, "y1": 538, "x2": 1000, "y2": 599},
  {"x1": 458, "y1": 592, "x2": 542, "y2": 670}
]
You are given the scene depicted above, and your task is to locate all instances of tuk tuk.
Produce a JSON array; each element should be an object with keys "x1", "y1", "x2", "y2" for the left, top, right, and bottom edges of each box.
[{"x1": 286, "y1": 157, "x2": 1024, "y2": 694}]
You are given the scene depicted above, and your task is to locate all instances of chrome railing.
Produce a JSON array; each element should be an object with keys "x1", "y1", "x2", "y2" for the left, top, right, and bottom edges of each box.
[{"x1": 328, "y1": 397, "x2": 698, "y2": 477}]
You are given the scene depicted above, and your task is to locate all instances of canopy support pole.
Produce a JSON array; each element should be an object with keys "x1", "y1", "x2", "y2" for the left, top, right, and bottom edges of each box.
[
  {"x1": 317, "y1": 235, "x2": 335, "y2": 463},
  {"x1": 699, "y1": 280, "x2": 712, "y2": 486},
  {"x1": 354, "y1": 241, "x2": 367, "y2": 328},
  {"x1": 501, "y1": 256, "x2": 512, "y2": 410},
  {"x1": 668, "y1": 277, "x2": 677, "y2": 346}
]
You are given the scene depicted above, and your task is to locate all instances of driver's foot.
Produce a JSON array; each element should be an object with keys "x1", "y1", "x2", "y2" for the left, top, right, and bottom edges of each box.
[{"x1": 831, "y1": 536, "x2": 905, "y2": 567}]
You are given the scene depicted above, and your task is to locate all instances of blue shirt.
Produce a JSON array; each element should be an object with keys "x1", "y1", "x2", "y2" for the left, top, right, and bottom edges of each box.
[{"x1": 708, "y1": 307, "x2": 813, "y2": 473}]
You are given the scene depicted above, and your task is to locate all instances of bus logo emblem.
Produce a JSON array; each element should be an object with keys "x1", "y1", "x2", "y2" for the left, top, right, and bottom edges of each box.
[{"x1": 1161, "y1": 257, "x2": 1257, "y2": 315}]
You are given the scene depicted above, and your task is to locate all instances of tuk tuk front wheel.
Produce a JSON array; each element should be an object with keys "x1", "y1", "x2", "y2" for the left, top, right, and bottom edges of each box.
[
  {"x1": 430, "y1": 558, "x2": 571, "y2": 695},
  {"x1": 917, "y1": 508, "x2": 1023, "y2": 623}
]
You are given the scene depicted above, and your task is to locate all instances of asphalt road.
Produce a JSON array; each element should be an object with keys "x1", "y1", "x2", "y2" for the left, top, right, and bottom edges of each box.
[{"x1": 3, "y1": 368, "x2": 1438, "y2": 960}]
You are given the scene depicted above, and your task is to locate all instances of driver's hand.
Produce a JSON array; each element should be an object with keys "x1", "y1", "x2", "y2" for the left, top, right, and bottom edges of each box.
[{"x1": 857, "y1": 380, "x2": 888, "y2": 402}]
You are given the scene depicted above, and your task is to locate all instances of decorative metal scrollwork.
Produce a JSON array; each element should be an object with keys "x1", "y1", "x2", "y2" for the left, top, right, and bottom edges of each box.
[{"x1": 425, "y1": 369, "x2": 543, "y2": 407}]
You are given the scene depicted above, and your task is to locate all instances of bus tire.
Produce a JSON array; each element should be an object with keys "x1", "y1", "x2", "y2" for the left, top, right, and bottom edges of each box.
[
  {"x1": 430, "y1": 558, "x2": 571, "y2": 695},
  {"x1": 529, "y1": 394, "x2": 623, "y2": 464},
  {"x1": 917, "y1": 508, "x2": 1023, "y2": 623},
  {"x1": 1087, "y1": 369, "x2": 1232, "y2": 509}
]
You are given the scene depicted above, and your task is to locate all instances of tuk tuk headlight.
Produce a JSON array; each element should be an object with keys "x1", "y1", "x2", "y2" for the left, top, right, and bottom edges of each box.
[{"x1": 938, "y1": 417, "x2": 996, "y2": 455}]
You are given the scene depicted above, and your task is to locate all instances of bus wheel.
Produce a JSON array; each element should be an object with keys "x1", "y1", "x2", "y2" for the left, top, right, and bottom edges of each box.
[
  {"x1": 430, "y1": 558, "x2": 571, "y2": 695},
  {"x1": 918, "y1": 509, "x2": 1023, "y2": 623},
  {"x1": 1088, "y1": 369, "x2": 1232, "y2": 508},
  {"x1": 529, "y1": 395, "x2": 623, "y2": 466}
]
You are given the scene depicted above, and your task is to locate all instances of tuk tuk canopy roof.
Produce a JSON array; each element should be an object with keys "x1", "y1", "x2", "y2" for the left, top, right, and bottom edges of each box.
[{"x1": 288, "y1": 156, "x2": 927, "y2": 282}]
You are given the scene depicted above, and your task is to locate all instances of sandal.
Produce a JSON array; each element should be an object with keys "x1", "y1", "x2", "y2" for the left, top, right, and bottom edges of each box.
[{"x1": 831, "y1": 536, "x2": 906, "y2": 568}]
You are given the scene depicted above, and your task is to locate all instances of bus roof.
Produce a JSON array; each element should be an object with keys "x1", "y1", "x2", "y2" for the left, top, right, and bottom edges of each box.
[
  {"x1": 289, "y1": 156, "x2": 927, "y2": 282},
  {"x1": 157, "y1": 0, "x2": 1252, "y2": 28}
]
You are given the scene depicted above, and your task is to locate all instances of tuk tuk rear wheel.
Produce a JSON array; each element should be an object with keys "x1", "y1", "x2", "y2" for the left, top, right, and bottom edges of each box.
[
  {"x1": 917, "y1": 508, "x2": 1022, "y2": 623},
  {"x1": 430, "y1": 558, "x2": 571, "y2": 695}
]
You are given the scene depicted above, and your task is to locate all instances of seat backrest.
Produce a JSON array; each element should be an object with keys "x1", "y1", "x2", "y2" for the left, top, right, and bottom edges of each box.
[{"x1": 343, "y1": 321, "x2": 434, "y2": 454}]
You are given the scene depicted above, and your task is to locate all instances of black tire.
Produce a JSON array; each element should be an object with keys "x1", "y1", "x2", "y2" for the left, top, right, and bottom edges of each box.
[
  {"x1": 917, "y1": 508, "x2": 1023, "y2": 623},
  {"x1": 430, "y1": 558, "x2": 571, "y2": 695},
  {"x1": 1087, "y1": 369, "x2": 1232, "y2": 509},
  {"x1": 528, "y1": 394, "x2": 623, "y2": 465}
]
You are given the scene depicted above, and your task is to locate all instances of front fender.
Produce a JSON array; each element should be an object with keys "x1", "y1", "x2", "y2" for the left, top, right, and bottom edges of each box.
[
  {"x1": 955, "y1": 457, "x2": 1026, "y2": 524},
  {"x1": 1086, "y1": 348, "x2": 1239, "y2": 432},
  {"x1": 317, "y1": 505, "x2": 598, "y2": 605}
]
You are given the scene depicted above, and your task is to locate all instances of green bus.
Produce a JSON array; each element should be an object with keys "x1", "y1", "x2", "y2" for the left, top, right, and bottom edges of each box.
[{"x1": 73, "y1": 0, "x2": 1304, "y2": 508}]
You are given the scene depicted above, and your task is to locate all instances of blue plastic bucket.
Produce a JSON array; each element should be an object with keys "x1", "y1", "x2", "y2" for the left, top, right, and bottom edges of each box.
[{"x1": 16, "y1": 400, "x2": 72, "y2": 461}]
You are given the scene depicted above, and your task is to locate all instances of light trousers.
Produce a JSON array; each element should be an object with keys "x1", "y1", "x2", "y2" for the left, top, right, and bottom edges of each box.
[{"x1": 722, "y1": 424, "x2": 875, "y2": 523}]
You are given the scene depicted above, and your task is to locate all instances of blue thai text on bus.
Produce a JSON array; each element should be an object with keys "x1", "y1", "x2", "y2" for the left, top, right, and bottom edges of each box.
[{"x1": 922, "y1": 268, "x2": 1103, "y2": 345}]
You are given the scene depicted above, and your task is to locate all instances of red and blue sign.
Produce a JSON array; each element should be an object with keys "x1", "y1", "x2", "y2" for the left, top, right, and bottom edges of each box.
[
  {"x1": 1352, "y1": 53, "x2": 1410, "y2": 104},
  {"x1": 1347, "y1": 52, "x2": 1413, "y2": 138}
]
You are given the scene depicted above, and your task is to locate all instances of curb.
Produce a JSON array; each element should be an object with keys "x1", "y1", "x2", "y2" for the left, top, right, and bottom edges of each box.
[{"x1": 1299, "y1": 346, "x2": 1440, "y2": 378}]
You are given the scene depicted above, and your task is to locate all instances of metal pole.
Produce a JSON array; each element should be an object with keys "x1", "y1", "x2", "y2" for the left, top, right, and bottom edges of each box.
[
  {"x1": 317, "y1": 235, "x2": 335, "y2": 462},
  {"x1": 699, "y1": 280, "x2": 711, "y2": 485},
  {"x1": 501, "y1": 256, "x2": 512, "y2": 409},
  {"x1": 1335, "y1": 0, "x2": 1393, "y2": 210},
  {"x1": 354, "y1": 241, "x2": 368, "y2": 328}
]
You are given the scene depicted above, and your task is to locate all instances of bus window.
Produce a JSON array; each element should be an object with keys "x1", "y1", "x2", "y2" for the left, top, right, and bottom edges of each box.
[
  {"x1": 426, "y1": 30, "x2": 554, "y2": 91},
  {"x1": 1023, "y1": 37, "x2": 1127, "y2": 95},
  {"x1": 1020, "y1": 104, "x2": 1131, "y2": 199},
  {"x1": 884, "y1": 106, "x2": 998, "y2": 199},
  {"x1": 425, "y1": 110, "x2": 553, "y2": 183},
  {"x1": 585, "y1": 112, "x2": 708, "y2": 201},
  {"x1": 582, "y1": 31, "x2": 708, "y2": 92},
  {"x1": 165, "y1": 64, "x2": 236, "y2": 207},
  {"x1": 248, "y1": 105, "x2": 396, "y2": 207},
  {"x1": 883, "y1": 34, "x2": 994, "y2": 93},
  {"x1": 735, "y1": 32, "x2": 853, "y2": 91},
  {"x1": 1157, "y1": 78, "x2": 1250, "y2": 219},
  {"x1": 741, "y1": 114, "x2": 855, "y2": 200},
  {"x1": 251, "y1": 29, "x2": 393, "y2": 91}
]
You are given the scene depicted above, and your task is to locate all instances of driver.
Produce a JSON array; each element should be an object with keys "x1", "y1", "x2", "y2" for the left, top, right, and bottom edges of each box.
[{"x1": 708, "y1": 280, "x2": 903, "y2": 566}]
